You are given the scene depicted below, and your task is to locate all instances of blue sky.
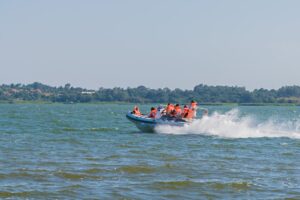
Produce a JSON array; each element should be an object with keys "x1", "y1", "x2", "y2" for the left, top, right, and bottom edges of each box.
[{"x1": 0, "y1": 0, "x2": 299, "y2": 90}]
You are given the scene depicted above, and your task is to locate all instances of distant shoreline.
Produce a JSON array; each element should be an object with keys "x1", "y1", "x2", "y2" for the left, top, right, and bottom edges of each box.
[
  {"x1": 0, "y1": 100, "x2": 299, "y2": 106},
  {"x1": 1, "y1": 82, "x2": 300, "y2": 105}
]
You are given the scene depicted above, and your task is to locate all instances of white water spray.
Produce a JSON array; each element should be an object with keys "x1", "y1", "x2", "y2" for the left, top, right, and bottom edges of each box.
[{"x1": 155, "y1": 109, "x2": 300, "y2": 139}]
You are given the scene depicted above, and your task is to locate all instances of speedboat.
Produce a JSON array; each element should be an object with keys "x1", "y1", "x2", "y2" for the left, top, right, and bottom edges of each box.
[{"x1": 126, "y1": 112, "x2": 189, "y2": 132}]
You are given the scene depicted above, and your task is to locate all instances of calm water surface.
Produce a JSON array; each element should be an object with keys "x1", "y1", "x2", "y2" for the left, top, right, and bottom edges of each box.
[{"x1": 0, "y1": 104, "x2": 299, "y2": 199}]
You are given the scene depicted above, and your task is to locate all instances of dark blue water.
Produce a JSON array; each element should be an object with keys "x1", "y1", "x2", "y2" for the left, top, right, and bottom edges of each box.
[{"x1": 0, "y1": 104, "x2": 299, "y2": 199}]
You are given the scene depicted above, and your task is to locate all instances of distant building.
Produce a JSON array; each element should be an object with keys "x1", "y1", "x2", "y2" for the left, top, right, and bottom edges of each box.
[{"x1": 81, "y1": 90, "x2": 95, "y2": 95}]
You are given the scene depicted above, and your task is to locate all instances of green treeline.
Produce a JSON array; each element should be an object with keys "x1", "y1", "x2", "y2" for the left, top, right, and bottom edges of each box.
[{"x1": 1, "y1": 82, "x2": 300, "y2": 104}]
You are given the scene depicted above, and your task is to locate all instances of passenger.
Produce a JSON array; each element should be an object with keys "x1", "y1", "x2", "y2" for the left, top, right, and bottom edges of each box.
[
  {"x1": 185, "y1": 108, "x2": 195, "y2": 119},
  {"x1": 169, "y1": 109, "x2": 177, "y2": 118},
  {"x1": 182, "y1": 105, "x2": 189, "y2": 118},
  {"x1": 190, "y1": 100, "x2": 197, "y2": 117},
  {"x1": 174, "y1": 104, "x2": 182, "y2": 118},
  {"x1": 148, "y1": 107, "x2": 157, "y2": 118},
  {"x1": 190, "y1": 100, "x2": 197, "y2": 109},
  {"x1": 156, "y1": 105, "x2": 164, "y2": 119},
  {"x1": 132, "y1": 106, "x2": 141, "y2": 116},
  {"x1": 165, "y1": 103, "x2": 175, "y2": 115},
  {"x1": 170, "y1": 104, "x2": 175, "y2": 111}
]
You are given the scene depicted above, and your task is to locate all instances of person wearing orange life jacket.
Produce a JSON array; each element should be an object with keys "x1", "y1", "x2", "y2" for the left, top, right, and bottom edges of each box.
[
  {"x1": 174, "y1": 104, "x2": 182, "y2": 118},
  {"x1": 132, "y1": 106, "x2": 141, "y2": 116},
  {"x1": 181, "y1": 101, "x2": 197, "y2": 119},
  {"x1": 165, "y1": 103, "x2": 175, "y2": 115},
  {"x1": 169, "y1": 109, "x2": 177, "y2": 118},
  {"x1": 148, "y1": 107, "x2": 157, "y2": 118},
  {"x1": 185, "y1": 108, "x2": 195, "y2": 119},
  {"x1": 182, "y1": 105, "x2": 189, "y2": 118}
]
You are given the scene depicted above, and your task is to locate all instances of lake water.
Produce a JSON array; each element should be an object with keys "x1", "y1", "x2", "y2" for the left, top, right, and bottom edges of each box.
[{"x1": 0, "y1": 104, "x2": 299, "y2": 199}]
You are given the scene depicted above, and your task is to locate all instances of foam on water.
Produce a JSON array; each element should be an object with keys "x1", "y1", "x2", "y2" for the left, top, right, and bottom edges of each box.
[{"x1": 155, "y1": 109, "x2": 300, "y2": 139}]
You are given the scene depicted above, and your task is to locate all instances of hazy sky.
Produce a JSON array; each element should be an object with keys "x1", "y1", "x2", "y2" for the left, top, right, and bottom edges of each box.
[{"x1": 1, "y1": 0, "x2": 299, "y2": 90}]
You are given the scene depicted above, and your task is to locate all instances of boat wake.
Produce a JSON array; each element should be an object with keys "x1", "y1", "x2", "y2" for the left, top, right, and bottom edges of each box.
[{"x1": 155, "y1": 109, "x2": 300, "y2": 139}]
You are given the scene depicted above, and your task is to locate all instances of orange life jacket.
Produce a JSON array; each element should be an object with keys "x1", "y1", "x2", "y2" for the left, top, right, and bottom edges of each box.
[
  {"x1": 175, "y1": 106, "x2": 182, "y2": 115},
  {"x1": 185, "y1": 108, "x2": 195, "y2": 119},
  {"x1": 166, "y1": 104, "x2": 174, "y2": 114},
  {"x1": 170, "y1": 109, "x2": 177, "y2": 117},
  {"x1": 182, "y1": 107, "x2": 189, "y2": 118}
]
